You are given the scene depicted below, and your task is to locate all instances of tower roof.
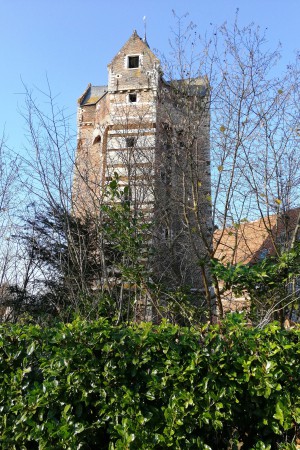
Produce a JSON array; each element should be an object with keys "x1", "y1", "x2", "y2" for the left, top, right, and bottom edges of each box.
[
  {"x1": 108, "y1": 30, "x2": 159, "y2": 68},
  {"x1": 78, "y1": 84, "x2": 107, "y2": 106}
]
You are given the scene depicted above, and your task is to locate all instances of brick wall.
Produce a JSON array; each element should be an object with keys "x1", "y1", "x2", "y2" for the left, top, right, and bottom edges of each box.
[{"x1": 73, "y1": 31, "x2": 212, "y2": 298}]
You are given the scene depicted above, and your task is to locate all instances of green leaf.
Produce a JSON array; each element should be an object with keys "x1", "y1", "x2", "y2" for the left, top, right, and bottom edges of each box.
[
  {"x1": 273, "y1": 401, "x2": 284, "y2": 426},
  {"x1": 63, "y1": 404, "x2": 71, "y2": 414},
  {"x1": 145, "y1": 391, "x2": 155, "y2": 400},
  {"x1": 27, "y1": 342, "x2": 35, "y2": 355}
]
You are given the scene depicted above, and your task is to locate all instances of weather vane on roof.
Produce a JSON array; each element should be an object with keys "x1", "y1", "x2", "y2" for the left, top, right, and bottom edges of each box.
[{"x1": 143, "y1": 16, "x2": 147, "y2": 43}]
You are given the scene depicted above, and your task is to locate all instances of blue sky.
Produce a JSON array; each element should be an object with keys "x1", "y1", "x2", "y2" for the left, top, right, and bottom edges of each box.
[{"x1": 1, "y1": 0, "x2": 299, "y2": 152}]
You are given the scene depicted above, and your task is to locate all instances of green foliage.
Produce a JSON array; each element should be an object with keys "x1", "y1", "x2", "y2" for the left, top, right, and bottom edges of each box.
[
  {"x1": 101, "y1": 177, "x2": 207, "y2": 325},
  {"x1": 0, "y1": 315, "x2": 300, "y2": 448},
  {"x1": 212, "y1": 245, "x2": 300, "y2": 323},
  {"x1": 212, "y1": 245, "x2": 300, "y2": 293},
  {"x1": 102, "y1": 176, "x2": 152, "y2": 287},
  {"x1": 13, "y1": 176, "x2": 207, "y2": 325},
  {"x1": 18, "y1": 204, "x2": 106, "y2": 321}
]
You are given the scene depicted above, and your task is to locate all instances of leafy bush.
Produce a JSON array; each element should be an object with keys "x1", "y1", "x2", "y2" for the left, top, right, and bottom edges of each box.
[
  {"x1": 211, "y1": 244, "x2": 300, "y2": 325},
  {"x1": 0, "y1": 315, "x2": 300, "y2": 449}
]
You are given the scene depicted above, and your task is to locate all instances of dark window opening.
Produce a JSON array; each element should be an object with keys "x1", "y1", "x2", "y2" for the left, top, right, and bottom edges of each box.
[
  {"x1": 128, "y1": 56, "x2": 139, "y2": 68},
  {"x1": 122, "y1": 185, "x2": 131, "y2": 205},
  {"x1": 163, "y1": 227, "x2": 173, "y2": 240},
  {"x1": 258, "y1": 248, "x2": 268, "y2": 261},
  {"x1": 93, "y1": 135, "x2": 101, "y2": 145},
  {"x1": 129, "y1": 93, "x2": 137, "y2": 103},
  {"x1": 160, "y1": 168, "x2": 171, "y2": 185},
  {"x1": 126, "y1": 137, "x2": 135, "y2": 148},
  {"x1": 176, "y1": 130, "x2": 184, "y2": 148},
  {"x1": 160, "y1": 169, "x2": 166, "y2": 183}
]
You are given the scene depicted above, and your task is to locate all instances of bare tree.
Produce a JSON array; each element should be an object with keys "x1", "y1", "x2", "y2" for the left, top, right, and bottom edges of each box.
[
  {"x1": 15, "y1": 83, "x2": 104, "y2": 320},
  {"x1": 157, "y1": 12, "x2": 300, "y2": 320},
  {"x1": 17, "y1": 81, "x2": 160, "y2": 323},
  {"x1": 0, "y1": 131, "x2": 27, "y2": 321},
  {"x1": 9, "y1": 15, "x2": 300, "y2": 325}
]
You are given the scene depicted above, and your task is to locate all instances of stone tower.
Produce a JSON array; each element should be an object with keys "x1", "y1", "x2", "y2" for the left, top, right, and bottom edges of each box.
[{"x1": 74, "y1": 31, "x2": 212, "y2": 302}]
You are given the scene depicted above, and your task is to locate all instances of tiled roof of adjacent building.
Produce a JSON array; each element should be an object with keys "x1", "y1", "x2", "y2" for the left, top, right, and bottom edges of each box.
[{"x1": 214, "y1": 208, "x2": 300, "y2": 265}]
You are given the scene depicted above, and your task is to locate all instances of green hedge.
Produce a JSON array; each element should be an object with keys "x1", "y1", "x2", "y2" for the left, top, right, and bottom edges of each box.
[{"x1": 0, "y1": 316, "x2": 300, "y2": 449}]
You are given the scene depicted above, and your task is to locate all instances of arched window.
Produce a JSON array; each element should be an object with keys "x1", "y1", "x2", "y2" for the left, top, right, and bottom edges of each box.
[{"x1": 93, "y1": 135, "x2": 101, "y2": 145}]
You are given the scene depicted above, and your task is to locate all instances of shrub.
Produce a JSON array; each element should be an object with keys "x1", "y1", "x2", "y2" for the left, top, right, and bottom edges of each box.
[{"x1": 0, "y1": 315, "x2": 300, "y2": 449}]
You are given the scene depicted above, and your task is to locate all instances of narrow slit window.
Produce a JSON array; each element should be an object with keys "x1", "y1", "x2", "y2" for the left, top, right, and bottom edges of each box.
[
  {"x1": 160, "y1": 169, "x2": 166, "y2": 183},
  {"x1": 128, "y1": 56, "x2": 139, "y2": 68},
  {"x1": 160, "y1": 168, "x2": 171, "y2": 185},
  {"x1": 129, "y1": 93, "x2": 137, "y2": 103},
  {"x1": 163, "y1": 227, "x2": 173, "y2": 240}
]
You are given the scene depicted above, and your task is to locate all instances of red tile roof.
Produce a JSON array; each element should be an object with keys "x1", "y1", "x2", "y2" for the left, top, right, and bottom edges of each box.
[{"x1": 214, "y1": 208, "x2": 300, "y2": 265}]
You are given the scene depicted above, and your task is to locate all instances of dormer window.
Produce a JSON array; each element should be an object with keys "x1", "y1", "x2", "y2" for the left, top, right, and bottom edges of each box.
[{"x1": 128, "y1": 55, "x2": 140, "y2": 69}]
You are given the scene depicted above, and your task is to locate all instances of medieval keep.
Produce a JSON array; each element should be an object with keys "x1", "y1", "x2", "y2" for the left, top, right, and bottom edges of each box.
[{"x1": 74, "y1": 31, "x2": 212, "y2": 318}]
